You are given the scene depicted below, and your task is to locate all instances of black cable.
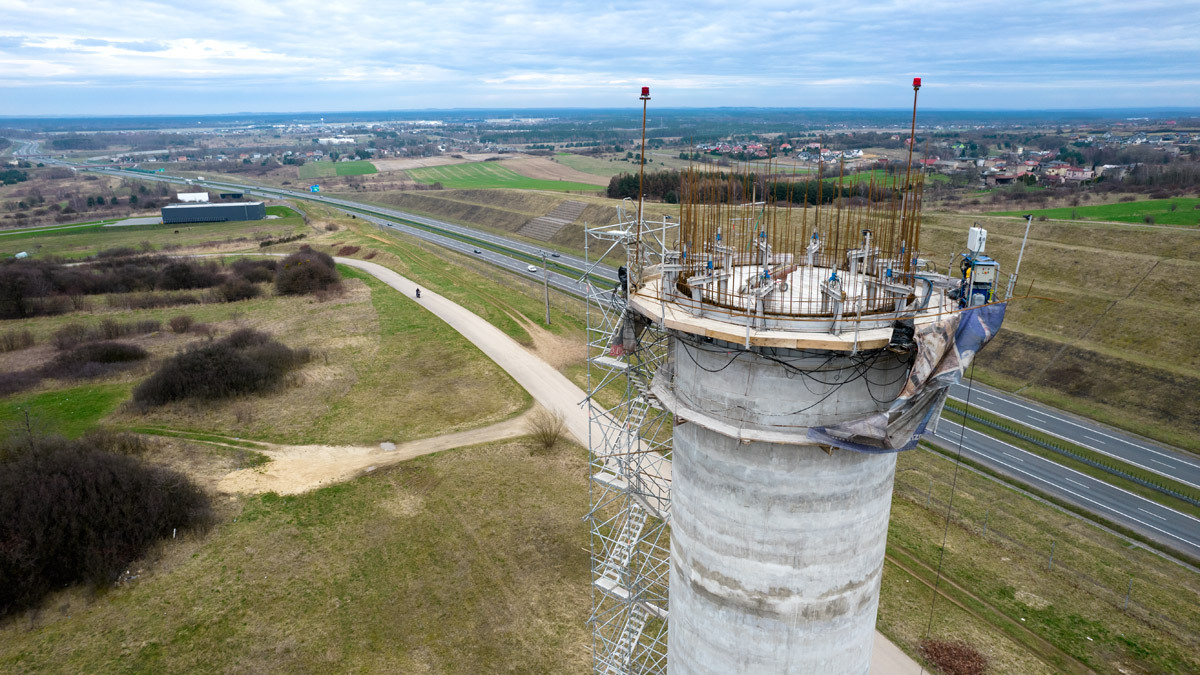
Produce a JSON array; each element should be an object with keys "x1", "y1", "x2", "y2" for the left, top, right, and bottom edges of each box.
[{"x1": 922, "y1": 360, "x2": 977, "y2": 652}]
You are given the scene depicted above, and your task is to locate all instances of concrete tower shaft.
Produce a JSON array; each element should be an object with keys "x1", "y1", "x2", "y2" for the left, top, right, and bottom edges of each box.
[{"x1": 655, "y1": 339, "x2": 908, "y2": 674}]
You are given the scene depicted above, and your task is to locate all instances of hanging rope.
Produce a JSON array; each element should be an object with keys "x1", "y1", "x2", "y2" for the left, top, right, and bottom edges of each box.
[{"x1": 921, "y1": 360, "x2": 978, "y2": 668}]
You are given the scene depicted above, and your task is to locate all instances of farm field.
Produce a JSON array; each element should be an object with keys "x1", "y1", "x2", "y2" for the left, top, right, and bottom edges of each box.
[
  {"x1": 298, "y1": 160, "x2": 378, "y2": 180},
  {"x1": 405, "y1": 161, "x2": 603, "y2": 192},
  {"x1": 499, "y1": 156, "x2": 609, "y2": 186},
  {"x1": 553, "y1": 152, "x2": 638, "y2": 178},
  {"x1": 990, "y1": 197, "x2": 1200, "y2": 226},
  {"x1": 0, "y1": 215, "x2": 305, "y2": 259}
]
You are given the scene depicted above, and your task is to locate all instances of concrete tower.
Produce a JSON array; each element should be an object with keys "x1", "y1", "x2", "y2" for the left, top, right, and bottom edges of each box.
[{"x1": 585, "y1": 81, "x2": 1006, "y2": 674}]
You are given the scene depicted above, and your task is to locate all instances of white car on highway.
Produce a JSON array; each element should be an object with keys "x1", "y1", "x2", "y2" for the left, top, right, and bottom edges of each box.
[{"x1": 527, "y1": 265, "x2": 538, "y2": 273}]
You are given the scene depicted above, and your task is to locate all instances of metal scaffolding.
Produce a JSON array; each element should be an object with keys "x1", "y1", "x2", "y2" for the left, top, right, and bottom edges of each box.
[{"x1": 585, "y1": 203, "x2": 676, "y2": 675}]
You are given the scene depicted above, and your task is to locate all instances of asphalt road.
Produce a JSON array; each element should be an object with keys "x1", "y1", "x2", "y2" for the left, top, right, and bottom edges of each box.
[
  {"x1": 43, "y1": 155, "x2": 1200, "y2": 558},
  {"x1": 929, "y1": 418, "x2": 1200, "y2": 559},
  {"x1": 949, "y1": 381, "x2": 1200, "y2": 489}
]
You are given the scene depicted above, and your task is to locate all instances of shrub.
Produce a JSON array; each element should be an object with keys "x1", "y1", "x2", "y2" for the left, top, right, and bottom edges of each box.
[
  {"x1": 156, "y1": 260, "x2": 223, "y2": 291},
  {"x1": 0, "y1": 328, "x2": 34, "y2": 352},
  {"x1": 324, "y1": 223, "x2": 339, "y2": 232},
  {"x1": 0, "y1": 433, "x2": 211, "y2": 616},
  {"x1": 41, "y1": 341, "x2": 149, "y2": 379},
  {"x1": 1119, "y1": 195, "x2": 1137, "y2": 202},
  {"x1": 259, "y1": 233, "x2": 306, "y2": 248},
  {"x1": 51, "y1": 322, "x2": 91, "y2": 350},
  {"x1": 918, "y1": 639, "x2": 987, "y2": 675},
  {"x1": 132, "y1": 329, "x2": 310, "y2": 406},
  {"x1": 95, "y1": 246, "x2": 139, "y2": 259},
  {"x1": 336, "y1": 245, "x2": 360, "y2": 256},
  {"x1": 230, "y1": 259, "x2": 276, "y2": 283},
  {"x1": 81, "y1": 428, "x2": 151, "y2": 456},
  {"x1": 218, "y1": 277, "x2": 261, "y2": 302},
  {"x1": 275, "y1": 248, "x2": 340, "y2": 296},
  {"x1": 526, "y1": 408, "x2": 566, "y2": 453},
  {"x1": 107, "y1": 291, "x2": 200, "y2": 310},
  {"x1": 168, "y1": 314, "x2": 195, "y2": 333},
  {"x1": 0, "y1": 370, "x2": 42, "y2": 397}
]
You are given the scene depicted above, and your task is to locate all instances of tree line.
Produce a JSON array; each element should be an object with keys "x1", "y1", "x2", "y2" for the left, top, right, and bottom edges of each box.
[{"x1": 606, "y1": 169, "x2": 888, "y2": 205}]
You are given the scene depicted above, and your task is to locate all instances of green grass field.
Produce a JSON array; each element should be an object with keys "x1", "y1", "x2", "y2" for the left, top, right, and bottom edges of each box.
[
  {"x1": 0, "y1": 383, "x2": 130, "y2": 439},
  {"x1": 0, "y1": 216, "x2": 305, "y2": 259},
  {"x1": 990, "y1": 197, "x2": 1200, "y2": 226},
  {"x1": 264, "y1": 205, "x2": 300, "y2": 218},
  {"x1": 406, "y1": 162, "x2": 603, "y2": 192},
  {"x1": 297, "y1": 161, "x2": 378, "y2": 180}
]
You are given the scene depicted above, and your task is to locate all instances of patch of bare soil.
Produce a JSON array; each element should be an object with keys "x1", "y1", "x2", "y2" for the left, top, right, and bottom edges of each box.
[
  {"x1": 500, "y1": 156, "x2": 611, "y2": 186},
  {"x1": 215, "y1": 410, "x2": 535, "y2": 495},
  {"x1": 371, "y1": 153, "x2": 515, "y2": 172},
  {"x1": 505, "y1": 311, "x2": 586, "y2": 369}
]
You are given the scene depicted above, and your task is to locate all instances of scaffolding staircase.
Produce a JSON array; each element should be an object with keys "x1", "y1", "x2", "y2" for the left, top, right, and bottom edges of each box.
[{"x1": 586, "y1": 214, "x2": 674, "y2": 675}]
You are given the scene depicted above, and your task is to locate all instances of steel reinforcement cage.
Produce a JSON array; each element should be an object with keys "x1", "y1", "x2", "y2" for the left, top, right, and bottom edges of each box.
[{"x1": 671, "y1": 166, "x2": 926, "y2": 319}]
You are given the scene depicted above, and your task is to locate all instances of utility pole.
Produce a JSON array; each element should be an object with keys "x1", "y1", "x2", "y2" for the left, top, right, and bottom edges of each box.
[
  {"x1": 1006, "y1": 214, "x2": 1034, "y2": 300},
  {"x1": 542, "y1": 251, "x2": 551, "y2": 326}
]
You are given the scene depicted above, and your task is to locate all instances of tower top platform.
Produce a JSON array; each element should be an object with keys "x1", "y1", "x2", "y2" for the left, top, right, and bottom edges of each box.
[{"x1": 628, "y1": 265, "x2": 952, "y2": 352}]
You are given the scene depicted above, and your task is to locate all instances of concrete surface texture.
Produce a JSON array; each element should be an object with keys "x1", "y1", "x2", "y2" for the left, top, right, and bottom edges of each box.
[
  {"x1": 664, "y1": 338, "x2": 902, "y2": 674},
  {"x1": 331, "y1": 257, "x2": 921, "y2": 674}
]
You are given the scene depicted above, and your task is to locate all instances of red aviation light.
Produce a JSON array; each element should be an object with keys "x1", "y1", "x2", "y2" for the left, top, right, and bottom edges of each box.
[
  {"x1": 913, "y1": 77, "x2": 922, "y2": 90},
  {"x1": 641, "y1": 86, "x2": 650, "y2": 98}
]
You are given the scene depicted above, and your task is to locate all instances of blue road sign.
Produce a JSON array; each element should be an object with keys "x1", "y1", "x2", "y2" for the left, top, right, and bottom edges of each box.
[{"x1": 310, "y1": 184, "x2": 321, "y2": 193}]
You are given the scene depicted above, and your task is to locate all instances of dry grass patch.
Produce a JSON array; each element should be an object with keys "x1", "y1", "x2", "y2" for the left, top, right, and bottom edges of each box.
[{"x1": 0, "y1": 439, "x2": 591, "y2": 673}]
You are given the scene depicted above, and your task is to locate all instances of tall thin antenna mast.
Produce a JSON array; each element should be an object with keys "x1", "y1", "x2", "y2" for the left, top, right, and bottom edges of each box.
[
  {"x1": 636, "y1": 86, "x2": 650, "y2": 283},
  {"x1": 901, "y1": 77, "x2": 921, "y2": 278}
]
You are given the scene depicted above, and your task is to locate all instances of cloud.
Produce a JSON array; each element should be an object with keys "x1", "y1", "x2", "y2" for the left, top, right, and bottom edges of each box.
[{"x1": 0, "y1": 0, "x2": 1197, "y2": 113}]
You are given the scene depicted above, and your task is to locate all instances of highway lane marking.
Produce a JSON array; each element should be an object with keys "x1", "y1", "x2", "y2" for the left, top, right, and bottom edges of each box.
[
  {"x1": 943, "y1": 421, "x2": 1200, "y2": 527},
  {"x1": 1065, "y1": 478, "x2": 1087, "y2": 488},
  {"x1": 956, "y1": 392, "x2": 1167, "y2": 456},
  {"x1": 1138, "y1": 508, "x2": 1167, "y2": 521},
  {"x1": 1150, "y1": 459, "x2": 1173, "y2": 468},
  {"x1": 1000, "y1": 451, "x2": 1025, "y2": 462},
  {"x1": 957, "y1": 447, "x2": 1200, "y2": 551},
  {"x1": 945, "y1": 395, "x2": 1200, "y2": 489}
]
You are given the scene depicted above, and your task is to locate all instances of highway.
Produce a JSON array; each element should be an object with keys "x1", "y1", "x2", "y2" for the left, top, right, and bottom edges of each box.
[
  {"x1": 36, "y1": 151, "x2": 1200, "y2": 557},
  {"x1": 948, "y1": 381, "x2": 1200, "y2": 489},
  {"x1": 929, "y1": 419, "x2": 1200, "y2": 559}
]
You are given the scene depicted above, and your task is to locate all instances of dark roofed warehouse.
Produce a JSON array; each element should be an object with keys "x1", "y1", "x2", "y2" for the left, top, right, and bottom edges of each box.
[{"x1": 161, "y1": 201, "x2": 266, "y2": 224}]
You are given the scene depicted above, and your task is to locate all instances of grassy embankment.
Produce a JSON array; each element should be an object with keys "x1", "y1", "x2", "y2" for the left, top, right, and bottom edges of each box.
[
  {"x1": 405, "y1": 161, "x2": 603, "y2": 193},
  {"x1": 300, "y1": 201, "x2": 589, "y2": 350},
  {"x1": 878, "y1": 447, "x2": 1200, "y2": 674},
  {"x1": 920, "y1": 212, "x2": 1200, "y2": 452},
  {"x1": 990, "y1": 197, "x2": 1200, "y2": 227},
  {"x1": 334, "y1": 187, "x2": 675, "y2": 260}
]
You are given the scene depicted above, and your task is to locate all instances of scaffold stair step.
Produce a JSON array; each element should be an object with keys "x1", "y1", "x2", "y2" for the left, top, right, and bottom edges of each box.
[{"x1": 591, "y1": 355, "x2": 629, "y2": 371}]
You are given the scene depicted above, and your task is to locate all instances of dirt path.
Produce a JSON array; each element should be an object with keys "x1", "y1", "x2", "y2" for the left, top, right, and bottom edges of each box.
[
  {"x1": 217, "y1": 253, "x2": 919, "y2": 674},
  {"x1": 218, "y1": 410, "x2": 535, "y2": 495}
]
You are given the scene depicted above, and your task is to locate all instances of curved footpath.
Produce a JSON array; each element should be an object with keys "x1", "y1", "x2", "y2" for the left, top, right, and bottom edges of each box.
[{"x1": 334, "y1": 257, "x2": 921, "y2": 675}]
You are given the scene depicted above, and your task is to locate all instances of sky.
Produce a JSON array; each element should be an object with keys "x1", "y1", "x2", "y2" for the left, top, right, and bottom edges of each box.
[{"x1": 1, "y1": 0, "x2": 1198, "y2": 116}]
